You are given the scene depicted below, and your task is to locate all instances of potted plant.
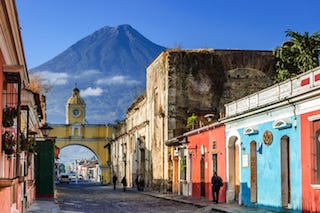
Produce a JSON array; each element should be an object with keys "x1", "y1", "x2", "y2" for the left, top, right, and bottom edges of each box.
[
  {"x1": 2, "y1": 106, "x2": 17, "y2": 127},
  {"x1": 28, "y1": 137, "x2": 37, "y2": 153},
  {"x1": 2, "y1": 131, "x2": 16, "y2": 154}
]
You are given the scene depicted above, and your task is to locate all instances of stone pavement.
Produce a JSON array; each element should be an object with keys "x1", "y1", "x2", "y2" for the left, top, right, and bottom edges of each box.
[
  {"x1": 27, "y1": 189, "x2": 296, "y2": 213},
  {"x1": 26, "y1": 198, "x2": 59, "y2": 213}
]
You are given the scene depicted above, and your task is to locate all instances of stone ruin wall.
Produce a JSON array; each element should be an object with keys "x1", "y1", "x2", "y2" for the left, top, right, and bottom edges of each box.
[{"x1": 166, "y1": 49, "x2": 275, "y2": 138}]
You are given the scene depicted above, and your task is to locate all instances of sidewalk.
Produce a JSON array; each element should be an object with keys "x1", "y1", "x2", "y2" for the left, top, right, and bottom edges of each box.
[
  {"x1": 26, "y1": 189, "x2": 295, "y2": 213},
  {"x1": 26, "y1": 198, "x2": 59, "y2": 213},
  {"x1": 142, "y1": 190, "x2": 296, "y2": 213}
]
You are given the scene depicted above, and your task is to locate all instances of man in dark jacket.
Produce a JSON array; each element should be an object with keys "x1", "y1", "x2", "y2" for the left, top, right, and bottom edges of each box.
[
  {"x1": 121, "y1": 176, "x2": 127, "y2": 192},
  {"x1": 211, "y1": 172, "x2": 223, "y2": 203},
  {"x1": 112, "y1": 175, "x2": 118, "y2": 190}
]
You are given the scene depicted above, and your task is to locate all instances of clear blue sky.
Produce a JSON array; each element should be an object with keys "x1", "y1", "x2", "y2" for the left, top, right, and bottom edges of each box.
[{"x1": 16, "y1": 0, "x2": 320, "y2": 69}]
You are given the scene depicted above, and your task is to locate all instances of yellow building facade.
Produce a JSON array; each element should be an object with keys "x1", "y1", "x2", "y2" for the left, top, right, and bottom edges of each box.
[{"x1": 49, "y1": 88, "x2": 113, "y2": 184}]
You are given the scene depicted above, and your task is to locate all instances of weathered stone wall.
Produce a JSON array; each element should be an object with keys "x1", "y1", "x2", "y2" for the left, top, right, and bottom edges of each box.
[
  {"x1": 214, "y1": 50, "x2": 275, "y2": 110},
  {"x1": 146, "y1": 49, "x2": 275, "y2": 191},
  {"x1": 166, "y1": 49, "x2": 275, "y2": 138},
  {"x1": 125, "y1": 93, "x2": 150, "y2": 188},
  {"x1": 112, "y1": 92, "x2": 151, "y2": 188},
  {"x1": 146, "y1": 51, "x2": 169, "y2": 190}
]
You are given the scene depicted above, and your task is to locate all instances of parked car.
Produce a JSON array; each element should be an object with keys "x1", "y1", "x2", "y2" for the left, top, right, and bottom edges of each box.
[
  {"x1": 60, "y1": 174, "x2": 70, "y2": 184},
  {"x1": 77, "y1": 174, "x2": 83, "y2": 180},
  {"x1": 69, "y1": 174, "x2": 77, "y2": 182}
]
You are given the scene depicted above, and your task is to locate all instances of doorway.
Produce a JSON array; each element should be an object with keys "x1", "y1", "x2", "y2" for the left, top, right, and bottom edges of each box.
[
  {"x1": 281, "y1": 136, "x2": 290, "y2": 208},
  {"x1": 200, "y1": 156, "x2": 205, "y2": 197},
  {"x1": 140, "y1": 148, "x2": 145, "y2": 175},
  {"x1": 250, "y1": 141, "x2": 257, "y2": 203},
  {"x1": 212, "y1": 154, "x2": 217, "y2": 175},
  {"x1": 228, "y1": 136, "x2": 240, "y2": 202},
  {"x1": 173, "y1": 156, "x2": 179, "y2": 193}
]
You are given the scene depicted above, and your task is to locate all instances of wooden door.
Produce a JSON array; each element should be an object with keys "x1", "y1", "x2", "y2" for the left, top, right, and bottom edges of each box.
[
  {"x1": 200, "y1": 156, "x2": 205, "y2": 197},
  {"x1": 281, "y1": 136, "x2": 290, "y2": 207},
  {"x1": 250, "y1": 141, "x2": 257, "y2": 203},
  {"x1": 174, "y1": 156, "x2": 178, "y2": 193}
]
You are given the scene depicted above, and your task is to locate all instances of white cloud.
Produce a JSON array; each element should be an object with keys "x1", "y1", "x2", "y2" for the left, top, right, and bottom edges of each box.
[
  {"x1": 96, "y1": 75, "x2": 139, "y2": 85},
  {"x1": 77, "y1": 69, "x2": 101, "y2": 78},
  {"x1": 80, "y1": 87, "x2": 103, "y2": 97},
  {"x1": 37, "y1": 71, "x2": 69, "y2": 86}
]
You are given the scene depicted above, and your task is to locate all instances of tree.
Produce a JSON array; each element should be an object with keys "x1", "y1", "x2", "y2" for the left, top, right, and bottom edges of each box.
[
  {"x1": 28, "y1": 73, "x2": 52, "y2": 94},
  {"x1": 186, "y1": 113, "x2": 198, "y2": 130},
  {"x1": 273, "y1": 30, "x2": 320, "y2": 82}
]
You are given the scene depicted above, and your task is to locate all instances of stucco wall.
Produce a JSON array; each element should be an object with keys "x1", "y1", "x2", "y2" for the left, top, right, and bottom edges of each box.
[
  {"x1": 239, "y1": 117, "x2": 301, "y2": 210},
  {"x1": 300, "y1": 110, "x2": 320, "y2": 212},
  {"x1": 187, "y1": 124, "x2": 226, "y2": 202},
  {"x1": 226, "y1": 105, "x2": 302, "y2": 210}
]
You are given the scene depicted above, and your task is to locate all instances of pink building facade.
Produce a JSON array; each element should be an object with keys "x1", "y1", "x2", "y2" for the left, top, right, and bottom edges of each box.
[{"x1": 185, "y1": 123, "x2": 226, "y2": 202}]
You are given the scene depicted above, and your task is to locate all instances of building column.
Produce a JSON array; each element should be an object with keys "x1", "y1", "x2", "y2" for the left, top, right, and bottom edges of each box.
[{"x1": 100, "y1": 164, "x2": 111, "y2": 184}]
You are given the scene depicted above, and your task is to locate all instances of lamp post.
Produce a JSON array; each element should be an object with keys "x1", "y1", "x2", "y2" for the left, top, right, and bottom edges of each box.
[{"x1": 39, "y1": 122, "x2": 53, "y2": 138}]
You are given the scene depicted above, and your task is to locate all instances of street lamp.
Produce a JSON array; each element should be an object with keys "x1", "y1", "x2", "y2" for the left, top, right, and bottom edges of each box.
[{"x1": 39, "y1": 123, "x2": 53, "y2": 138}]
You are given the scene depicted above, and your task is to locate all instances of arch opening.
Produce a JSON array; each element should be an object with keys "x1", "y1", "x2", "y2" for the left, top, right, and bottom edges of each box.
[
  {"x1": 57, "y1": 145, "x2": 101, "y2": 184},
  {"x1": 228, "y1": 136, "x2": 240, "y2": 203}
]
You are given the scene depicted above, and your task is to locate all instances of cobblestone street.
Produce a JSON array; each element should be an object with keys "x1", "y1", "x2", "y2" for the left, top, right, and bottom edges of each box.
[{"x1": 56, "y1": 184, "x2": 209, "y2": 213}]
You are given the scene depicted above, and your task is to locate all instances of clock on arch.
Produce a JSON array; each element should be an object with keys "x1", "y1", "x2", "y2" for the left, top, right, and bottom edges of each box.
[{"x1": 72, "y1": 108, "x2": 81, "y2": 117}]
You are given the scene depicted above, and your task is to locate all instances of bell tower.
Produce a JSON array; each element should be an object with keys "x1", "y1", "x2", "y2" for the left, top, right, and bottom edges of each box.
[{"x1": 66, "y1": 87, "x2": 86, "y2": 124}]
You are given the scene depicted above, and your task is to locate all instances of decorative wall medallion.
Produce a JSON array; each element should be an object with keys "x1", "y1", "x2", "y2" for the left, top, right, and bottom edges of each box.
[{"x1": 263, "y1": 130, "x2": 273, "y2": 145}]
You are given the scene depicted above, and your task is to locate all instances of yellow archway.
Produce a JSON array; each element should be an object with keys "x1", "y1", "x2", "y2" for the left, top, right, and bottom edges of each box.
[{"x1": 49, "y1": 124, "x2": 112, "y2": 184}]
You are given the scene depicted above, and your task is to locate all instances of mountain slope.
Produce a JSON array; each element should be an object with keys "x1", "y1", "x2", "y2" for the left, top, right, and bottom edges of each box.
[{"x1": 32, "y1": 24, "x2": 166, "y2": 124}]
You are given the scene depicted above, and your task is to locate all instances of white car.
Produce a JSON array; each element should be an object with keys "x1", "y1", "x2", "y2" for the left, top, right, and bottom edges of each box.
[
  {"x1": 77, "y1": 174, "x2": 83, "y2": 180},
  {"x1": 69, "y1": 174, "x2": 77, "y2": 182}
]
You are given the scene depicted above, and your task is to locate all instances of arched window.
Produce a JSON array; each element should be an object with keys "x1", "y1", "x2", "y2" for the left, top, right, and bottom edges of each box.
[
  {"x1": 315, "y1": 129, "x2": 320, "y2": 184},
  {"x1": 311, "y1": 119, "x2": 320, "y2": 184}
]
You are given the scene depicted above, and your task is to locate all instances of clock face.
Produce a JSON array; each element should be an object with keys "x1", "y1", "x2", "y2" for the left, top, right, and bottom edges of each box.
[{"x1": 72, "y1": 108, "x2": 80, "y2": 117}]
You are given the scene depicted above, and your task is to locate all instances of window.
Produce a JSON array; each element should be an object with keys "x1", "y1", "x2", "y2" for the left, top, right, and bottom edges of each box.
[
  {"x1": 315, "y1": 129, "x2": 320, "y2": 184},
  {"x1": 212, "y1": 141, "x2": 217, "y2": 150},
  {"x1": 180, "y1": 156, "x2": 186, "y2": 180},
  {"x1": 311, "y1": 120, "x2": 320, "y2": 184}
]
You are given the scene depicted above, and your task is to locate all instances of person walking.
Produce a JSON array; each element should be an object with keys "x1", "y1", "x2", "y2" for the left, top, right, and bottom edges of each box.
[
  {"x1": 135, "y1": 175, "x2": 140, "y2": 191},
  {"x1": 121, "y1": 176, "x2": 127, "y2": 192},
  {"x1": 112, "y1": 174, "x2": 118, "y2": 190},
  {"x1": 139, "y1": 175, "x2": 145, "y2": 191},
  {"x1": 211, "y1": 172, "x2": 223, "y2": 203}
]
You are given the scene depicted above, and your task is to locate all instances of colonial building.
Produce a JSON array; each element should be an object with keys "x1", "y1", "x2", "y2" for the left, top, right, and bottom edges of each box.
[
  {"x1": 166, "y1": 120, "x2": 226, "y2": 201},
  {"x1": 49, "y1": 88, "x2": 113, "y2": 184},
  {"x1": 0, "y1": 1, "x2": 46, "y2": 212},
  {"x1": 113, "y1": 48, "x2": 276, "y2": 191},
  {"x1": 222, "y1": 66, "x2": 320, "y2": 211},
  {"x1": 111, "y1": 93, "x2": 149, "y2": 188}
]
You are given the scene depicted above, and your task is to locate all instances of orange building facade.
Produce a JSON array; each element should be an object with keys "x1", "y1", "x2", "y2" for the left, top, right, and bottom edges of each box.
[
  {"x1": 300, "y1": 109, "x2": 320, "y2": 212},
  {"x1": 0, "y1": 1, "x2": 46, "y2": 212},
  {"x1": 186, "y1": 123, "x2": 226, "y2": 202}
]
